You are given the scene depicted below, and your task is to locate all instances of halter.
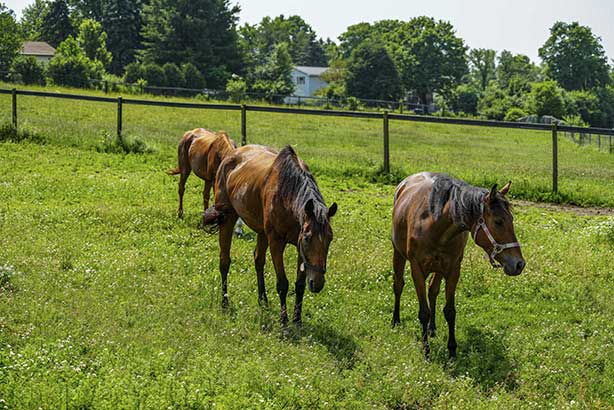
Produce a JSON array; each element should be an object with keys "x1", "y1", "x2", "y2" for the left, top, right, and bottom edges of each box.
[
  {"x1": 298, "y1": 237, "x2": 326, "y2": 275},
  {"x1": 472, "y1": 203, "x2": 521, "y2": 268}
]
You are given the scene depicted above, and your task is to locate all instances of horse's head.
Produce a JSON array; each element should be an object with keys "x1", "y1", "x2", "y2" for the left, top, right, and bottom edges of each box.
[
  {"x1": 299, "y1": 199, "x2": 338, "y2": 293},
  {"x1": 473, "y1": 182, "x2": 525, "y2": 276}
]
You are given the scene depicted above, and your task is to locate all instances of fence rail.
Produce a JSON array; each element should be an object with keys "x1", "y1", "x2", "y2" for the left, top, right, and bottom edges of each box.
[{"x1": 2, "y1": 87, "x2": 614, "y2": 193}]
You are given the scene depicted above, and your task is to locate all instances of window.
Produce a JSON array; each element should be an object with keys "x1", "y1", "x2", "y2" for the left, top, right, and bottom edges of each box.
[{"x1": 296, "y1": 76, "x2": 306, "y2": 85}]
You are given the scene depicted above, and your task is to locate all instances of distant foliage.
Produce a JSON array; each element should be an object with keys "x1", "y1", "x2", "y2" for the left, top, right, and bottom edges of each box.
[
  {"x1": 77, "y1": 19, "x2": 112, "y2": 68},
  {"x1": 225, "y1": 75, "x2": 247, "y2": 103},
  {"x1": 123, "y1": 62, "x2": 144, "y2": 83},
  {"x1": 345, "y1": 41, "x2": 402, "y2": 101},
  {"x1": 448, "y1": 84, "x2": 479, "y2": 115},
  {"x1": 528, "y1": 81, "x2": 566, "y2": 118},
  {"x1": 469, "y1": 48, "x2": 496, "y2": 91},
  {"x1": 182, "y1": 63, "x2": 206, "y2": 89},
  {"x1": 162, "y1": 63, "x2": 184, "y2": 87},
  {"x1": 0, "y1": 5, "x2": 21, "y2": 77},
  {"x1": 251, "y1": 42, "x2": 294, "y2": 102},
  {"x1": 10, "y1": 56, "x2": 47, "y2": 85},
  {"x1": 141, "y1": 63, "x2": 165, "y2": 87},
  {"x1": 48, "y1": 36, "x2": 104, "y2": 87},
  {"x1": 40, "y1": 0, "x2": 74, "y2": 47},
  {"x1": 19, "y1": 0, "x2": 49, "y2": 40},
  {"x1": 504, "y1": 107, "x2": 528, "y2": 122}
]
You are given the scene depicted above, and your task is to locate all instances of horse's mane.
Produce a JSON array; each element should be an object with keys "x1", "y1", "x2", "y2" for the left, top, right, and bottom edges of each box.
[
  {"x1": 212, "y1": 130, "x2": 236, "y2": 155},
  {"x1": 429, "y1": 174, "x2": 510, "y2": 228},
  {"x1": 273, "y1": 145, "x2": 328, "y2": 225}
]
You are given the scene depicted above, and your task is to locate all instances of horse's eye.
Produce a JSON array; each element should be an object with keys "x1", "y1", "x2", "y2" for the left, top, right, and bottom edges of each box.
[{"x1": 495, "y1": 219, "x2": 504, "y2": 227}]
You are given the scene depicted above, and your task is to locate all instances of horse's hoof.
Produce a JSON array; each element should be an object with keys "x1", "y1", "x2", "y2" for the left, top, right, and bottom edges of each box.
[
  {"x1": 392, "y1": 319, "x2": 401, "y2": 328},
  {"x1": 428, "y1": 328, "x2": 436, "y2": 338},
  {"x1": 448, "y1": 349, "x2": 457, "y2": 359},
  {"x1": 258, "y1": 295, "x2": 269, "y2": 307},
  {"x1": 177, "y1": 211, "x2": 184, "y2": 219},
  {"x1": 281, "y1": 325, "x2": 291, "y2": 338},
  {"x1": 221, "y1": 297, "x2": 229, "y2": 309}
]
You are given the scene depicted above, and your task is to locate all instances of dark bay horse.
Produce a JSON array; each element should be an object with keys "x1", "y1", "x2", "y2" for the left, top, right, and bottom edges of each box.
[
  {"x1": 167, "y1": 128, "x2": 236, "y2": 219},
  {"x1": 392, "y1": 173, "x2": 525, "y2": 358},
  {"x1": 202, "y1": 145, "x2": 337, "y2": 327}
]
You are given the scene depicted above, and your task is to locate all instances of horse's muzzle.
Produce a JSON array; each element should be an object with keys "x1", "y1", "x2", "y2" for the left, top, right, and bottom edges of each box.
[
  {"x1": 308, "y1": 277, "x2": 325, "y2": 293},
  {"x1": 504, "y1": 258, "x2": 525, "y2": 276}
]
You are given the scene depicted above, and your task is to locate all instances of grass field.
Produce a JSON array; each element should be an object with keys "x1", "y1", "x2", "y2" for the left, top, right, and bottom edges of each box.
[{"x1": 1, "y1": 85, "x2": 613, "y2": 409}]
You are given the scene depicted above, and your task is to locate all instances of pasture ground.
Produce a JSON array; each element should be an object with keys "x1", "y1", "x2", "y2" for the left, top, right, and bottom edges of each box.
[{"x1": 0, "y1": 85, "x2": 613, "y2": 409}]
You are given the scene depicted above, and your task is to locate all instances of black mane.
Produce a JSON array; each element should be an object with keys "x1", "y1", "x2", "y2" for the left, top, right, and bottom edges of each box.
[
  {"x1": 274, "y1": 146, "x2": 328, "y2": 225},
  {"x1": 429, "y1": 174, "x2": 509, "y2": 228}
]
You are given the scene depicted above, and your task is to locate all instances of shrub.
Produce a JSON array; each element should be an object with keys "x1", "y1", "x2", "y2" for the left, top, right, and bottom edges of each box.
[
  {"x1": 225, "y1": 75, "x2": 247, "y2": 103},
  {"x1": 10, "y1": 56, "x2": 46, "y2": 85},
  {"x1": 182, "y1": 63, "x2": 206, "y2": 89},
  {"x1": 449, "y1": 84, "x2": 479, "y2": 115},
  {"x1": 0, "y1": 122, "x2": 46, "y2": 144},
  {"x1": 47, "y1": 36, "x2": 104, "y2": 88},
  {"x1": 562, "y1": 114, "x2": 589, "y2": 127},
  {"x1": 346, "y1": 96, "x2": 362, "y2": 111},
  {"x1": 527, "y1": 80, "x2": 566, "y2": 118},
  {"x1": 124, "y1": 62, "x2": 144, "y2": 84},
  {"x1": 162, "y1": 63, "x2": 184, "y2": 87},
  {"x1": 96, "y1": 132, "x2": 155, "y2": 154},
  {"x1": 141, "y1": 63, "x2": 166, "y2": 87},
  {"x1": 504, "y1": 107, "x2": 528, "y2": 122}
]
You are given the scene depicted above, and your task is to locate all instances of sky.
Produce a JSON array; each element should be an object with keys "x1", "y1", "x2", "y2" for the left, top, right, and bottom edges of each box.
[{"x1": 5, "y1": 0, "x2": 614, "y2": 63}]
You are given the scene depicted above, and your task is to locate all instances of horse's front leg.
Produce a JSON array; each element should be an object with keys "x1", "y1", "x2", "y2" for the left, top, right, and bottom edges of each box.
[
  {"x1": 293, "y1": 256, "x2": 306, "y2": 325},
  {"x1": 269, "y1": 237, "x2": 289, "y2": 327},
  {"x1": 254, "y1": 233, "x2": 268, "y2": 306},
  {"x1": 218, "y1": 213, "x2": 238, "y2": 308},
  {"x1": 410, "y1": 261, "x2": 431, "y2": 358},
  {"x1": 428, "y1": 273, "x2": 442, "y2": 337},
  {"x1": 444, "y1": 268, "x2": 460, "y2": 358}
]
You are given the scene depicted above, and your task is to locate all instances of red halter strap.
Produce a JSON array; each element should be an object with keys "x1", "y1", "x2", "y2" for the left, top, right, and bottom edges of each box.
[{"x1": 472, "y1": 204, "x2": 521, "y2": 268}]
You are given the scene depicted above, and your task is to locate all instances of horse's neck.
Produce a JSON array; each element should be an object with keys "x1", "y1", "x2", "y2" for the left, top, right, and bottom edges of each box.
[{"x1": 437, "y1": 202, "x2": 474, "y2": 243}]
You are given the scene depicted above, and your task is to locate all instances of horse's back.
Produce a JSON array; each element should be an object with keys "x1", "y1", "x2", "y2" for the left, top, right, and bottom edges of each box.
[
  {"x1": 216, "y1": 145, "x2": 278, "y2": 233},
  {"x1": 392, "y1": 172, "x2": 438, "y2": 256}
]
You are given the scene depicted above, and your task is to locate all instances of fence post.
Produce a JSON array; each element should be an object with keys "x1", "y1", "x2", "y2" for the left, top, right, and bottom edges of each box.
[
  {"x1": 399, "y1": 100, "x2": 403, "y2": 114},
  {"x1": 241, "y1": 104, "x2": 247, "y2": 146},
  {"x1": 117, "y1": 97, "x2": 123, "y2": 138},
  {"x1": 552, "y1": 122, "x2": 558, "y2": 194},
  {"x1": 383, "y1": 111, "x2": 390, "y2": 174},
  {"x1": 11, "y1": 88, "x2": 17, "y2": 129}
]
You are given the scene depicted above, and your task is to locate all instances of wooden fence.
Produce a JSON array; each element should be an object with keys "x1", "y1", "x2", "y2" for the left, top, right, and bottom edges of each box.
[{"x1": 2, "y1": 87, "x2": 614, "y2": 194}]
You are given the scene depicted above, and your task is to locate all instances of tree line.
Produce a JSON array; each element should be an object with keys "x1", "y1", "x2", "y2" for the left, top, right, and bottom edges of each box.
[{"x1": 1, "y1": 0, "x2": 613, "y2": 127}]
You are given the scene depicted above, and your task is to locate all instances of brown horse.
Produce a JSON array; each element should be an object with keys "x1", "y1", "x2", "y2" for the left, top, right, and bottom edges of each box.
[
  {"x1": 392, "y1": 173, "x2": 525, "y2": 358},
  {"x1": 202, "y1": 145, "x2": 337, "y2": 327},
  {"x1": 167, "y1": 128, "x2": 236, "y2": 219}
]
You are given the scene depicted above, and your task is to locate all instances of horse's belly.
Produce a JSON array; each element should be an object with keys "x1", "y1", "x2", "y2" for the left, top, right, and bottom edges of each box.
[{"x1": 228, "y1": 182, "x2": 264, "y2": 233}]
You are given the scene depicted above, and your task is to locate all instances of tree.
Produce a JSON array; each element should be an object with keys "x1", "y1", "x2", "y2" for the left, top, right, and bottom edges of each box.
[
  {"x1": 0, "y1": 4, "x2": 21, "y2": 77},
  {"x1": 77, "y1": 19, "x2": 112, "y2": 68},
  {"x1": 19, "y1": 0, "x2": 49, "y2": 40},
  {"x1": 182, "y1": 63, "x2": 205, "y2": 89},
  {"x1": 497, "y1": 51, "x2": 539, "y2": 90},
  {"x1": 527, "y1": 80, "x2": 566, "y2": 118},
  {"x1": 162, "y1": 63, "x2": 183, "y2": 87},
  {"x1": 252, "y1": 42, "x2": 294, "y2": 103},
  {"x1": 239, "y1": 15, "x2": 328, "y2": 68},
  {"x1": 140, "y1": 0, "x2": 242, "y2": 89},
  {"x1": 345, "y1": 41, "x2": 402, "y2": 101},
  {"x1": 48, "y1": 35, "x2": 104, "y2": 87},
  {"x1": 448, "y1": 84, "x2": 479, "y2": 115},
  {"x1": 539, "y1": 22, "x2": 610, "y2": 90},
  {"x1": 41, "y1": 0, "x2": 74, "y2": 47},
  {"x1": 469, "y1": 48, "x2": 496, "y2": 91},
  {"x1": 338, "y1": 18, "x2": 468, "y2": 104}
]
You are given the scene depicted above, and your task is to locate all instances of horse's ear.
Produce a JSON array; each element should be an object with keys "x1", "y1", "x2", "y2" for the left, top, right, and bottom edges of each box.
[
  {"x1": 305, "y1": 199, "x2": 315, "y2": 218},
  {"x1": 485, "y1": 184, "x2": 498, "y2": 204},
  {"x1": 499, "y1": 181, "x2": 512, "y2": 196},
  {"x1": 328, "y1": 202, "x2": 338, "y2": 218}
]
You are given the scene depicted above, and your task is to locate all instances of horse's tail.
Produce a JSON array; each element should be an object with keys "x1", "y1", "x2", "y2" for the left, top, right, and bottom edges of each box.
[{"x1": 167, "y1": 130, "x2": 196, "y2": 176}]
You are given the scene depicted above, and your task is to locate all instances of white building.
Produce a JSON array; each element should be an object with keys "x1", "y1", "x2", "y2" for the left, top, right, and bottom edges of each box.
[
  {"x1": 288, "y1": 66, "x2": 329, "y2": 103},
  {"x1": 20, "y1": 41, "x2": 56, "y2": 64}
]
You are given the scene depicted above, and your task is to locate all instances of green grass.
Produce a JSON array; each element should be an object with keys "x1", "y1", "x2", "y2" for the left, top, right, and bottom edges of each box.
[
  {"x1": 0, "y1": 84, "x2": 613, "y2": 409},
  {"x1": 1, "y1": 82, "x2": 614, "y2": 207}
]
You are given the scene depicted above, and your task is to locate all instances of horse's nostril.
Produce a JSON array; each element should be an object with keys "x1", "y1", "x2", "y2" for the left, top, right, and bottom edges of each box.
[
  {"x1": 516, "y1": 260, "x2": 525, "y2": 273},
  {"x1": 308, "y1": 279, "x2": 314, "y2": 290}
]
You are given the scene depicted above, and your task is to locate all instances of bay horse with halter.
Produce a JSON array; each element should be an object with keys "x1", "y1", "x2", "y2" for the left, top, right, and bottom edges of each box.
[
  {"x1": 167, "y1": 128, "x2": 237, "y2": 219},
  {"x1": 392, "y1": 172, "x2": 525, "y2": 358},
  {"x1": 202, "y1": 145, "x2": 337, "y2": 327}
]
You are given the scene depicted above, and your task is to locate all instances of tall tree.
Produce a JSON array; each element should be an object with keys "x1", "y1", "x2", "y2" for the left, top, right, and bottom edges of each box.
[
  {"x1": 0, "y1": 3, "x2": 21, "y2": 77},
  {"x1": 77, "y1": 18, "x2": 112, "y2": 68},
  {"x1": 496, "y1": 51, "x2": 539, "y2": 90},
  {"x1": 252, "y1": 42, "x2": 294, "y2": 102},
  {"x1": 140, "y1": 0, "x2": 242, "y2": 89},
  {"x1": 19, "y1": 0, "x2": 49, "y2": 40},
  {"x1": 345, "y1": 41, "x2": 402, "y2": 101},
  {"x1": 539, "y1": 21, "x2": 610, "y2": 90},
  {"x1": 41, "y1": 0, "x2": 74, "y2": 47},
  {"x1": 239, "y1": 15, "x2": 328, "y2": 68},
  {"x1": 469, "y1": 48, "x2": 496, "y2": 90},
  {"x1": 70, "y1": 0, "x2": 144, "y2": 74},
  {"x1": 338, "y1": 18, "x2": 467, "y2": 104}
]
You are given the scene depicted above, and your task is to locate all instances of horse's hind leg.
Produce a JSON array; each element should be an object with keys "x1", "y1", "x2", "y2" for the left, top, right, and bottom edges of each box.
[
  {"x1": 254, "y1": 233, "x2": 268, "y2": 306},
  {"x1": 444, "y1": 268, "x2": 460, "y2": 358},
  {"x1": 409, "y1": 260, "x2": 431, "y2": 359},
  {"x1": 177, "y1": 171, "x2": 190, "y2": 218},
  {"x1": 392, "y1": 248, "x2": 406, "y2": 327},
  {"x1": 428, "y1": 273, "x2": 443, "y2": 337},
  {"x1": 219, "y1": 212, "x2": 239, "y2": 308}
]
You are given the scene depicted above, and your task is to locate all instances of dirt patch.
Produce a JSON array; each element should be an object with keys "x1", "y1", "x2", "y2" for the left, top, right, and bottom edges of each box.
[{"x1": 514, "y1": 200, "x2": 614, "y2": 217}]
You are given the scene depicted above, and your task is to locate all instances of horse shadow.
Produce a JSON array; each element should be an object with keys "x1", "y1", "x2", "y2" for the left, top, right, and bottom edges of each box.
[
  {"x1": 287, "y1": 321, "x2": 360, "y2": 370},
  {"x1": 433, "y1": 326, "x2": 518, "y2": 392}
]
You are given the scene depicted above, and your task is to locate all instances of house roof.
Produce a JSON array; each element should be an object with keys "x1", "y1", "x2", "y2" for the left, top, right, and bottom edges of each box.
[
  {"x1": 21, "y1": 41, "x2": 56, "y2": 57},
  {"x1": 294, "y1": 66, "x2": 329, "y2": 77}
]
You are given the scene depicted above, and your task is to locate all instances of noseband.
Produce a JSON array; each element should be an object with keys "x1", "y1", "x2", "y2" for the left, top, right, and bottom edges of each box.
[
  {"x1": 472, "y1": 203, "x2": 521, "y2": 269},
  {"x1": 298, "y1": 238, "x2": 326, "y2": 275}
]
